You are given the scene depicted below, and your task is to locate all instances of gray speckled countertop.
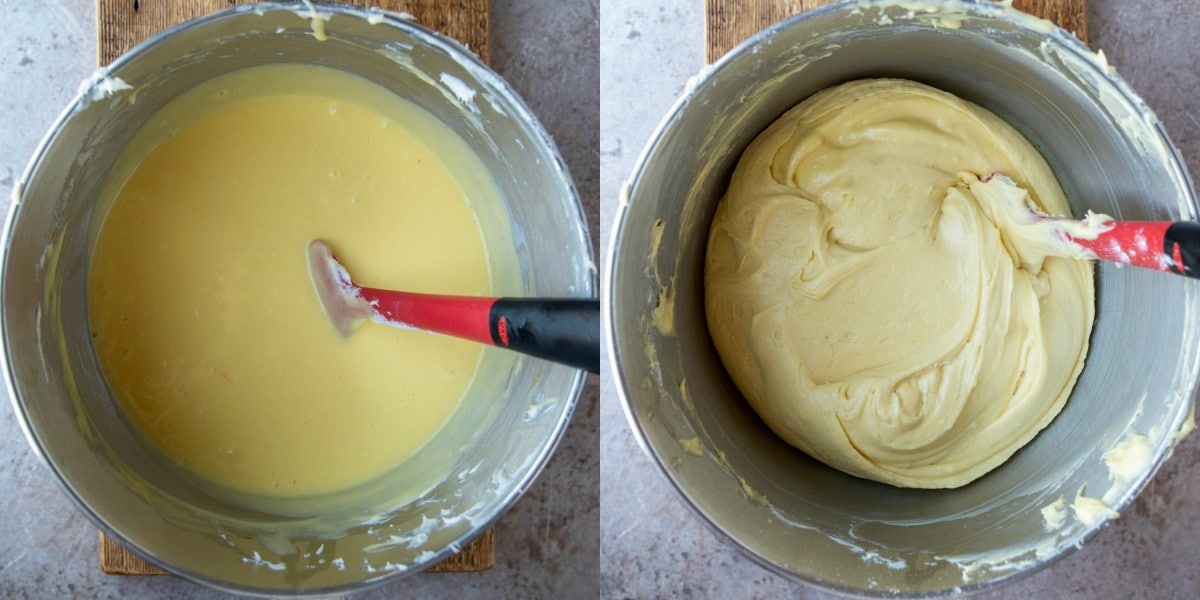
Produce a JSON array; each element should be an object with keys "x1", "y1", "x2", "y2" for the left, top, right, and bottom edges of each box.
[
  {"x1": 600, "y1": 1, "x2": 1200, "y2": 598},
  {"x1": 0, "y1": 1, "x2": 598, "y2": 598},
  {"x1": 7, "y1": 0, "x2": 1200, "y2": 597}
]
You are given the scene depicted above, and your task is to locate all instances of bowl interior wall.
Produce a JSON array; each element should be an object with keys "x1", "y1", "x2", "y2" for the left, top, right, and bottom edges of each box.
[
  {"x1": 610, "y1": 6, "x2": 1197, "y2": 595},
  {"x1": 4, "y1": 5, "x2": 591, "y2": 593}
]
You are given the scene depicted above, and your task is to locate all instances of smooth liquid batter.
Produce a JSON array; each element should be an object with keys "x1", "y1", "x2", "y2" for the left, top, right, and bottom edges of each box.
[
  {"x1": 706, "y1": 79, "x2": 1094, "y2": 489},
  {"x1": 89, "y1": 65, "x2": 497, "y2": 497}
]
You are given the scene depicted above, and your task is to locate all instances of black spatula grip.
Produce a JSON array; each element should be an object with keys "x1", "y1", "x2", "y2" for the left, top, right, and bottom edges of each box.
[
  {"x1": 488, "y1": 299, "x2": 600, "y2": 373},
  {"x1": 1165, "y1": 222, "x2": 1200, "y2": 278}
]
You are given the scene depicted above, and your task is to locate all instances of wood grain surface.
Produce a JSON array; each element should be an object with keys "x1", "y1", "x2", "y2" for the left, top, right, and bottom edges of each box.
[
  {"x1": 705, "y1": 0, "x2": 1088, "y2": 63},
  {"x1": 98, "y1": 0, "x2": 489, "y2": 65},
  {"x1": 95, "y1": 0, "x2": 493, "y2": 576}
]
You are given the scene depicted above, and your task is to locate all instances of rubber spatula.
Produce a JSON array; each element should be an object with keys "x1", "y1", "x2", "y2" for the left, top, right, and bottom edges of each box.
[
  {"x1": 307, "y1": 240, "x2": 600, "y2": 373},
  {"x1": 984, "y1": 171, "x2": 1200, "y2": 278},
  {"x1": 1056, "y1": 219, "x2": 1200, "y2": 278}
]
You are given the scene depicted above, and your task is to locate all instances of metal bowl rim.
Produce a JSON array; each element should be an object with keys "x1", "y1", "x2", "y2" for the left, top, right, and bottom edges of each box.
[
  {"x1": 603, "y1": 1, "x2": 1200, "y2": 596},
  {"x1": 2, "y1": 1, "x2": 593, "y2": 596}
]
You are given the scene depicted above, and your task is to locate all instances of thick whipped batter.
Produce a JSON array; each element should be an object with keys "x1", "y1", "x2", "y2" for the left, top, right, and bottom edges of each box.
[
  {"x1": 89, "y1": 65, "x2": 498, "y2": 498},
  {"x1": 705, "y1": 79, "x2": 1095, "y2": 488}
]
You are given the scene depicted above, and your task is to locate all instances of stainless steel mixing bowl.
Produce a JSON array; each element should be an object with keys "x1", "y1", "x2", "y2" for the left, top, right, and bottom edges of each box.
[
  {"x1": 606, "y1": 0, "x2": 1199, "y2": 595},
  {"x1": 3, "y1": 2, "x2": 592, "y2": 595}
]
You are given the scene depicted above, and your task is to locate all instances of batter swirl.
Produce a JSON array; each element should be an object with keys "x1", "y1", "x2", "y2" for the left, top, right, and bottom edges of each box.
[{"x1": 705, "y1": 79, "x2": 1094, "y2": 488}]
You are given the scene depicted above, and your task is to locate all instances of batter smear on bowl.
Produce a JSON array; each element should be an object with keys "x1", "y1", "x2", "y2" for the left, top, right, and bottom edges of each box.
[
  {"x1": 705, "y1": 79, "x2": 1094, "y2": 488},
  {"x1": 88, "y1": 64, "x2": 499, "y2": 498}
]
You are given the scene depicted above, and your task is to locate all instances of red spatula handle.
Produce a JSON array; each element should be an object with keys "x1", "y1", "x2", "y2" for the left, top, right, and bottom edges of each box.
[
  {"x1": 1066, "y1": 221, "x2": 1200, "y2": 277},
  {"x1": 356, "y1": 288, "x2": 600, "y2": 373}
]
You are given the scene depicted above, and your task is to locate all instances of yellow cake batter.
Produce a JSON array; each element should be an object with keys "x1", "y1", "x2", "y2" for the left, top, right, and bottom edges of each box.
[
  {"x1": 705, "y1": 79, "x2": 1094, "y2": 488},
  {"x1": 88, "y1": 64, "x2": 498, "y2": 498}
]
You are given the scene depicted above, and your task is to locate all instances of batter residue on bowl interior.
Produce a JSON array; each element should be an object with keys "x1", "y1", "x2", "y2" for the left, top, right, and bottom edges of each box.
[
  {"x1": 88, "y1": 64, "x2": 499, "y2": 498},
  {"x1": 705, "y1": 79, "x2": 1095, "y2": 488}
]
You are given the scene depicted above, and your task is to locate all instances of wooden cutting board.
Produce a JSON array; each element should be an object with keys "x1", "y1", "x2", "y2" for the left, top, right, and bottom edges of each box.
[
  {"x1": 98, "y1": 0, "x2": 489, "y2": 65},
  {"x1": 705, "y1": 0, "x2": 1088, "y2": 63},
  {"x1": 95, "y1": 0, "x2": 493, "y2": 575}
]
